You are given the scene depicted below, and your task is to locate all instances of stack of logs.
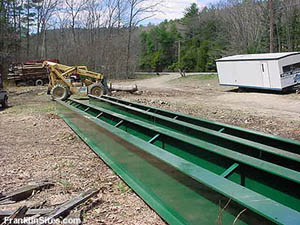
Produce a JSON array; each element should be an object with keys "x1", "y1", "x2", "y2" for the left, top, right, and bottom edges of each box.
[{"x1": 8, "y1": 63, "x2": 48, "y2": 80}]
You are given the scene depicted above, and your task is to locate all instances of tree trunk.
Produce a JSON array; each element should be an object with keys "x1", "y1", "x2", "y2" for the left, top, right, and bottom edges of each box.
[
  {"x1": 269, "y1": 0, "x2": 274, "y2": 53},
  {"x1": 125, "y1": 2, "x2": 134, "y2": 78},
  {"x1": 26, "y1": 0, "x2": 30, "y2": 58},
  {"x1": 41, "y1": 29, "x2": 47, "y2": 58},
  {"x1": 109, "y1": 83, "x2": 138, "y2": 92},
  {"x1": 36, "y1": 3, "x2": 40, "y2": 58}
]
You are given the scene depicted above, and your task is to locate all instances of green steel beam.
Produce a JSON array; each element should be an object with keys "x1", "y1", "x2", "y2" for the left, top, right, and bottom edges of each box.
[
  {"x1": 89, "y1": 96, "x2": 300, "y2": 168},
  {"x1": 99, "y1": 95, "x2": 300, "y2": 154},
  {"x1": 72, "y1": 98, "x2": 300, "y2": 185},
  {"x1": 56, "y1": 99, "x2": 300, "y2": 225},
  {"x1": 65, "y1": 98, "x2": 300, "y2": 214}
]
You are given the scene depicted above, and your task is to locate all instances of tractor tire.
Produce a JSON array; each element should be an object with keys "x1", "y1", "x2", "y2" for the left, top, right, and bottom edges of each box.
[
  {"x1": 89, "y1": 83, "x2": 107, "y2": 97},
  {"x1": 2, "y1": 96, "x2": 8, "y2": 108},
  {"x1": 50, "y1": 84, "x2": 69, "y2": 101},
  {"x1": 35, "y1": 79, "x2": 44, "y2": 86},
  {"x1": 101, "y1": 77, "x2": 110, "y2": 95}
]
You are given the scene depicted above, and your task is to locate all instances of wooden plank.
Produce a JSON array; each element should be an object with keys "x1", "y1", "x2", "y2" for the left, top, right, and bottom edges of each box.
[
  {"x1": 38, "y1": 189, "x2": 99, "y2": 225},
  {"x1": 0, "y1": 209, "x2": 52, "y2": 219},
  {"x1": 0, "y1": 206, "x2": 28, "y2": 225},
  {"x1": 0, "y1": 182, "x2": 54, "y2": 203}
]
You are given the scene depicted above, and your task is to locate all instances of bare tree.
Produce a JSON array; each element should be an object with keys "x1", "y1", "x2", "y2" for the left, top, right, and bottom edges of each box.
[
  {"x1": 269, "y1": 0, "x2": 274, "y2": 53},
  {"x1": 84, "y1": 0, "x2": 104, "y2": 69},
  {"x1": 116, "y1": 0, "x2": 126, "y2": 31},
  {"x1": 278, "y1": 0, "x2": 300, "y2": 51},
  {"x1": 65, "y1": 0, "x2": 87, "y2": 43},
  {"x1": 125, "y1": 0, "x2": 162, "y2": 77},
  {"x1": 105, "y1": 0, "x2": 118, "y2": 31},
  {"x1": 217, "y1": 0, "x2": 267, "y2": 54},
  {"x1": 26, "y1": 0, "x2": 30, "y2": 57},
  {"x1": 85, "y1": 0, "x2": 103, "y2": 31},
  {"x1": 34, "y1": 0, "x2": 60, "y2": 58},
  {"x1": 53, "y1": 12, "x2": 72, "y2": 62}
]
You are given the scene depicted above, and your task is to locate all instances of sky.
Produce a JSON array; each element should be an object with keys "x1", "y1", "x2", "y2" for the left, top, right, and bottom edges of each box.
[{"x1": 143, "y1": 0, "x2": 220, "y2": 25}]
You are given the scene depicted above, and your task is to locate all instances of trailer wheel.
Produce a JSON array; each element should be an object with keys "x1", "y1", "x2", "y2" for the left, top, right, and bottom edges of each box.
[
  {"x1": 2, "y1": 96, "x2": 8, "y2": 108},
  {"x1": 35, "y1": 79, "x2": 44, "y2": 86},
  {"x1": 89, "y1": 83, "x2": 107, "y2": 97},
  {"x1": 51, "y1": 84, "x2": 69, "y2": 100},
  {"x1": 26, "y1": 80, "x2": 34, "y2": 86},
  {"x1": 17, "y1": 82, "x2": 26, "y2": 87}
]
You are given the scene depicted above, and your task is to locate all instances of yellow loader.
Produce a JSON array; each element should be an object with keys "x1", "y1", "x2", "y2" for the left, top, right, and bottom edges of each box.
[{"x1": 43, "y1": 61, "x2": 108, "y2": 100}]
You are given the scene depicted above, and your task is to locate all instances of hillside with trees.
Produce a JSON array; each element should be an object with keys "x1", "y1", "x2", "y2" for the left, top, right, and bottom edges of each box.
[
  {"x1": 139, "y1": 0, "x2": 300, "y2": 72},
  {"x1": 1, "y1": 0, "x2": 300, "y2": 77}
]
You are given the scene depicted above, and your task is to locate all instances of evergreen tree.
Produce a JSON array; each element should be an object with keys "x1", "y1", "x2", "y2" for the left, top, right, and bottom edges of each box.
[{"x1": 139, "y1": 21, "x2": 180, "y2": 71}]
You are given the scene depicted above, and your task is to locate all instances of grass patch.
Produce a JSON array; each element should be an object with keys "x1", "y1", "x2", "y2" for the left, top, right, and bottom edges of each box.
[
  {"x1": 116, "y1": 181, "x2": 132, "y2": 194},
  {"x1": 131, "y1": 73, "x2": 158, "y2": 80},
  {"x1": 59, "y1": 162, "x2": 74, "y2": 168},
  {"x1": 2, "y1": 86, "x2": 55, "y2": 115},
  {"x1": 60, "y1": 180, "x2": 73, "y2": 189},
  {"x1": 5, "y1": 102, "x2": 55, "y2": 115},
  {"x1": 177, "y1": 74, "x2": 217, "y2": 81}
]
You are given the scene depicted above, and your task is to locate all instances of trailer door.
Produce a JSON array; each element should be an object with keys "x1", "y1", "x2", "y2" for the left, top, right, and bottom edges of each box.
[{"x1": 261, "y1": 62, "x2": 270, "y2": 87}]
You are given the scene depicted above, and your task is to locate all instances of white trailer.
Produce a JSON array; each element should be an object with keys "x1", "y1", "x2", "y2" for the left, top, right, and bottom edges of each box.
[{"x1": 216, "y1": 52, "x2": 300, "y2": 90}]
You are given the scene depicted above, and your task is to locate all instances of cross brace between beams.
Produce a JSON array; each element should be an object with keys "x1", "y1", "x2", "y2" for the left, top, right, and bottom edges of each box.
[
  {"x1": 221, "y1": 163, "x2": 239, "y2": 178},
  {"x1": 219, "y1": 128, "x2": 225, "y2": 133},
  {"x1": 115, "y1": 120, "x2": 124, "y2": 127},
  {"x1": 96, "y1": 112, "x2": 103, "y2": 118},
  {"x1": 148, "y1": 134, "x2": 160, "y2": 144}
]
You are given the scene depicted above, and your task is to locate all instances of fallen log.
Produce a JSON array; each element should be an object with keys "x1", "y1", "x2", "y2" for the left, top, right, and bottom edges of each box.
[{"x1": 109, "y1": 83, "x2": 138, "y2": 93}]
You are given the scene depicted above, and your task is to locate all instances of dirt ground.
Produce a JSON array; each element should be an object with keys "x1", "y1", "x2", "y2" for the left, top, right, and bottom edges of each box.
[
  {"x1": 0, "y1": 87, "x2": 165, "y2": 225},
  {"x1": 0, "y1": 74, "x2": 299, "y2": 224}
]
